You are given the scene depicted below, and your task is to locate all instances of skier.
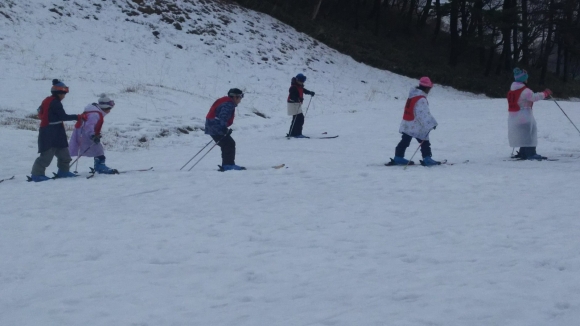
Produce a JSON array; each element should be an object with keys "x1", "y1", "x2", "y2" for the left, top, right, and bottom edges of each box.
[
  {"x1": 69, "y1": 94, "x2": 118, "y2": 174},
  {"x1": 205, "y1": 88, "x2": 246, "y2": 171},
  {"x1": 508, "y1": 68, "x2": 552, "y2": 160},
  {"x1": 287, "y1": 73, "x2": 315, "y2": 138},
  {"x1": 29, "y1": 79, "x2": 82, "y2": 182},
  {"x1": 389, "y1": 77, "x2": 440, "y2": 166}
]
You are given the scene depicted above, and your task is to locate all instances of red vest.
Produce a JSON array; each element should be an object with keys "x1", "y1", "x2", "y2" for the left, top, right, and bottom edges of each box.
[
  {"x1": 75, "y1": 110, "x2": 104, "y2": 135},
  {"x1": 403, "y1": 96, "x2": 425, "y2": 121},
  {"x1": 206, "y1": 96, "x2": 235, "y2": 127},
  {"x1": 507, "y1": 87, "x2": 530, "y2": 112},
  {"x1": 287, "y1": 84, "x2": 304, "y2": 103},
  {"x1": 38, "y1": 96, "x2": 56, "y2": 127}
]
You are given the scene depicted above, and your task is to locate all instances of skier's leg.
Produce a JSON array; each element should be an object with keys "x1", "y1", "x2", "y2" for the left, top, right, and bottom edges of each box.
[
  {"x1": 395, "y1": 133, "x2": 412, "y2": 157},
  {"x1": 419, "y1": 139, "x2": 432, "y2": 158},
  {"x1": 294, "y1": 113, "x2": 305, "y2": 136},
  {"x1": 217, "y1": 135, "x2": 236, "y2": 166},
  {"x1": 31, "y1": 148, "x2": 56, "y2": 176},
  {"x1": 55, "y1": 147, "x2": 73, "y2": 173}
]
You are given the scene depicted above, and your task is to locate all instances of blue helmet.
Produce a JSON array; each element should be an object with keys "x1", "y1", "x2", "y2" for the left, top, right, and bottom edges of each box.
[{"x1": 296, "y1": 73, "x2": 306, "y2": 82}]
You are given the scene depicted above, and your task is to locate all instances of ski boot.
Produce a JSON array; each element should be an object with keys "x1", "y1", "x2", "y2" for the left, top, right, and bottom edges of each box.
[
  {"x1": 29, "y1": 174, "x2": 51, "y2": 182},
  {"x1": 386, "y1": 156, "x2": 415, "y2": 166},
  {"x1": 94, "y1": 157, "x2": 119, "y2": 174},
  {"x1": 421, "y1": 156, "x2": 441, "y2": 166},
  {"x1": 219, "y1": 164, "x2": 247, "y2": 171},
  {"x1": 55, "y1": 170, "x2": 78, "y2": 178}
]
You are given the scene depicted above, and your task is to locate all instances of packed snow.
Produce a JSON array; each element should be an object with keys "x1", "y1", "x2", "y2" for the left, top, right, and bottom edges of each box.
[{"x1": 1, "y1": 1, "x2": 580, "y2": 325}]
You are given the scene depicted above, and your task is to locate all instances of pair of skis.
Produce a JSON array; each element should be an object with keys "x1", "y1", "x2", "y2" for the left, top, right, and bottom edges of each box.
[
  {"x1": 385, "y1": 159, "x2": 469, "y2": 167},
  {"x1": 87, "y1": 167, "x2": 153, "y2": 179},
  {"x1": 217, "y1": 164, "x2": 286, "y2": 172}
]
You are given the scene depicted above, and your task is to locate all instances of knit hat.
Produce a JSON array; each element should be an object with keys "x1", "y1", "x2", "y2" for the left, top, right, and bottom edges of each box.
[
  {"x1": 296, "y1": 73, "x2": 306, "y2": 83},
  {"x1": 98, "y1": 93, "x2": 115, "y2": 109},
  {"x1": 51, "y1": 79, "x2": 69, "y2": 94},
  {"x1": 513, "y1": 68, "x2": 528, "y2": 82},
  {"x1": 228, "y1": 88, "x2": 244, "y2": 98},
  {"x1": 419, "y1": 77, "x2": 433, "y2": 88}
]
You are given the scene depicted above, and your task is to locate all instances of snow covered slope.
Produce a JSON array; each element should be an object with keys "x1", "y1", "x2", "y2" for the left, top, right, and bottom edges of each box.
[{"x1": 2, "y1": 1, "x2": 580, "y2": 326}]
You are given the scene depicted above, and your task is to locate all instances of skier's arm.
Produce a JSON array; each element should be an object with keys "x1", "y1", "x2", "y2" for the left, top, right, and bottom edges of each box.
[
  {"x1": 50, "y1": 100, "x2": 79, "y2": 122},
  {"x1": 303, "y1": 88, "x2": 315, "y2": 96},
  {"x1": 216, "y1": 102, "x2": 235, "y2": 133},
  {"x1": 521, "y1": 88, "x2": 547, "y2": 102}
]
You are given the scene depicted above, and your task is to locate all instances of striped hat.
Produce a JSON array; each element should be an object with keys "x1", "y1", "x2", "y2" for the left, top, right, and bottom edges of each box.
[{"x1": 51, "y1": 79, "x2": 69, "y2": 94}]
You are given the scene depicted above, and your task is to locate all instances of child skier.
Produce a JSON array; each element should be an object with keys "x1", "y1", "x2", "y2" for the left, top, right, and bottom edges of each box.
[
  {"x1": 205, "y1": 88, "x2": 245, "y2": 171},
  {"x1": 389, "y1": 77, "x2": 440, "y2": 166},
  {"x1": 287, "y1": 73, "x2": 315, "y2": 138},
  {"x1": 69, "y1": 94, "x2": 117, "y2": 174},
  {"x1": 29, "y1": 79, "x2": 82, "y2": 182},
  {"x1": 508, "y1": 68, "x2": 552, "y2": 160}
]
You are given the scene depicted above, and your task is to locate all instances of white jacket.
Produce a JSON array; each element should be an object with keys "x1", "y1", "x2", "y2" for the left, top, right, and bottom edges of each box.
[
  {"x1": 399, "y1": 88, "x2": 438, "y2": 140},
  {"x1": 507, "y1": 82, "x2": 546, "y2": 147}
]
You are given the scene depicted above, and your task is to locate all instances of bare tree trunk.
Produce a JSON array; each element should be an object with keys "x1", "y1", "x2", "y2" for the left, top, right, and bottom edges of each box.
[
  {"x1": 500, "y1": 0, "x2": 515, "y2": 72},
  {"x1": 418, "y1": 0, "x2": 433, "y2": 28},
  {"x1": 512, "y1": 22, "x2": 519, "y2": 63},
  {"x1": 460, "y1": 0, "x2": 468, "y2": 48},
  {"x1": 374, "y1": 0, "x2": 382, "y2": 36},
  {"x1": 312, "y1": 0, "x2": 323, "y2": 20},
  {"x1": 556, "y1": 35, "x2": 562, "y2": 76},
  {"x1": 474, "y1": 0, "x2": 485, "y2": 65},
  {"x1": 563, "y1": 48, "x2": 569, "y2": 82},
  {"x1": 432, "y1": 0, "x2": 442, "y2": 41},
  {"x1": 540, "y1": 0, "x2": 555, "y2": 85},
  {"x1": 407, "y1": 0, "x2": 416, "y2": 27},
  {"x1": 521, "y1": 0, "x2": 530, "y2": 66},
  {"x1": 449, "y1": 0, "x2": 460, "y2": 66}
]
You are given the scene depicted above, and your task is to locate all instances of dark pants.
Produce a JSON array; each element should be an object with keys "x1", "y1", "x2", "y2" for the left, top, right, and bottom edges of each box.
[
  {"x1": 395, "y1": 133, "x2": 432, "y2": 158},
  {"x1": 288, "y1": 113, "x2": 305, "y2": 136},
  {"x1": 517, "y1": 147, "x2": 537, "y2": 158},
  {"x1": 211, "y1": 135, "x2": 236, "y2": 166}
]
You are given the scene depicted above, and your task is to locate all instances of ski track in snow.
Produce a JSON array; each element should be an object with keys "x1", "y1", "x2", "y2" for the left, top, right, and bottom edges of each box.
[{"x1": 1, "y1": 1, "x2": 580, "y2": 326}]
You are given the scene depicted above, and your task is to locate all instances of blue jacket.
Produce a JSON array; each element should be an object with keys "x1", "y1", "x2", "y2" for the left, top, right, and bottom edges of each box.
[
  {"x1": 37, "y1": 96, "x2": 78, "y2": 153},
  {"x1": 205, "y1": 97, "x2": 237, "y2": 136}
]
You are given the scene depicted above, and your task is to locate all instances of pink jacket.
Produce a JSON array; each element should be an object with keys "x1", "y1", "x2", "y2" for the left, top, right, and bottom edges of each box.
[{"x1": 69, "y1": 104, "x2": 108, "y2": 157}]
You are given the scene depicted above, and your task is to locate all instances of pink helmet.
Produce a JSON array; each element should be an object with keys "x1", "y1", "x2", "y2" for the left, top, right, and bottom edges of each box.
[{"x1": 419, "y1": 77, "x2": 433, "y2": 88}]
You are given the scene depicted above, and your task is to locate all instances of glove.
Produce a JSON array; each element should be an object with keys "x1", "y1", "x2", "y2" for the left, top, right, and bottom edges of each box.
[
  {"x1": 91, "y1": 134, "x2": 102, "y2": 144},
  {"x1": 226, "y1": 128, "x2": 233, "y2": 136},
  {"x1": 310, "y1": 91, "x2": 315, "y2": 96},
  {"x1": 543, "y1": 89, "x2": 553, "y2": 97}
]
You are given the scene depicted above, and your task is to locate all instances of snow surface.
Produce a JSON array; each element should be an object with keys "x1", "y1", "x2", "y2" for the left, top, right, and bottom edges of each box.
[{"x1": 1, "y1": 1, "x2": 580, "y2": 325}]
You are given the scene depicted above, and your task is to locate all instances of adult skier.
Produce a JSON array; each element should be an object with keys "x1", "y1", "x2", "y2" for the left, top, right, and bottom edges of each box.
[
  {"x1": 508, "y1": 68, "x2": 552, "y2": 160},
  {"x1": 69, "y1": 94, "x2": 117, "y2": 174},
  {"x1": 29, "y1": 79, "x2": 81, "y2": 182},
  {"x1": 205, "y1": 88, "x2": 246, "y2": 171},
  {"x1": 389, "y1": 77, "x2": 440, "y2": 166},
  {"x1": 287, "y1": 73, "x2": 315, "y2": 138}
]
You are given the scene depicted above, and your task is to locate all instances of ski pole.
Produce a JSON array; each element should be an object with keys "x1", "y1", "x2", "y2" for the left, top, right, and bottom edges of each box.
[
  {"x1": 69, "y1": 143, "x2": 95, "y2": 168},
  {"x1": 187, "y1": 134, "x2": 228, "y2": 171},
  {"x1": 303, "y1": 96, "x2": 313, "y2": 118},
  {"x1": 180, "y1": 138, "x2": 214, "y2": 170},
  {"x1": 551, "y1": 95, "x2": 580, "y2": 136}
]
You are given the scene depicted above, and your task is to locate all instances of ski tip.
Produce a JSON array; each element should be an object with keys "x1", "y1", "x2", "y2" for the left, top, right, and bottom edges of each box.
[{"x1": 272, "y1": 164, "x2": 286, "y2": 169}]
